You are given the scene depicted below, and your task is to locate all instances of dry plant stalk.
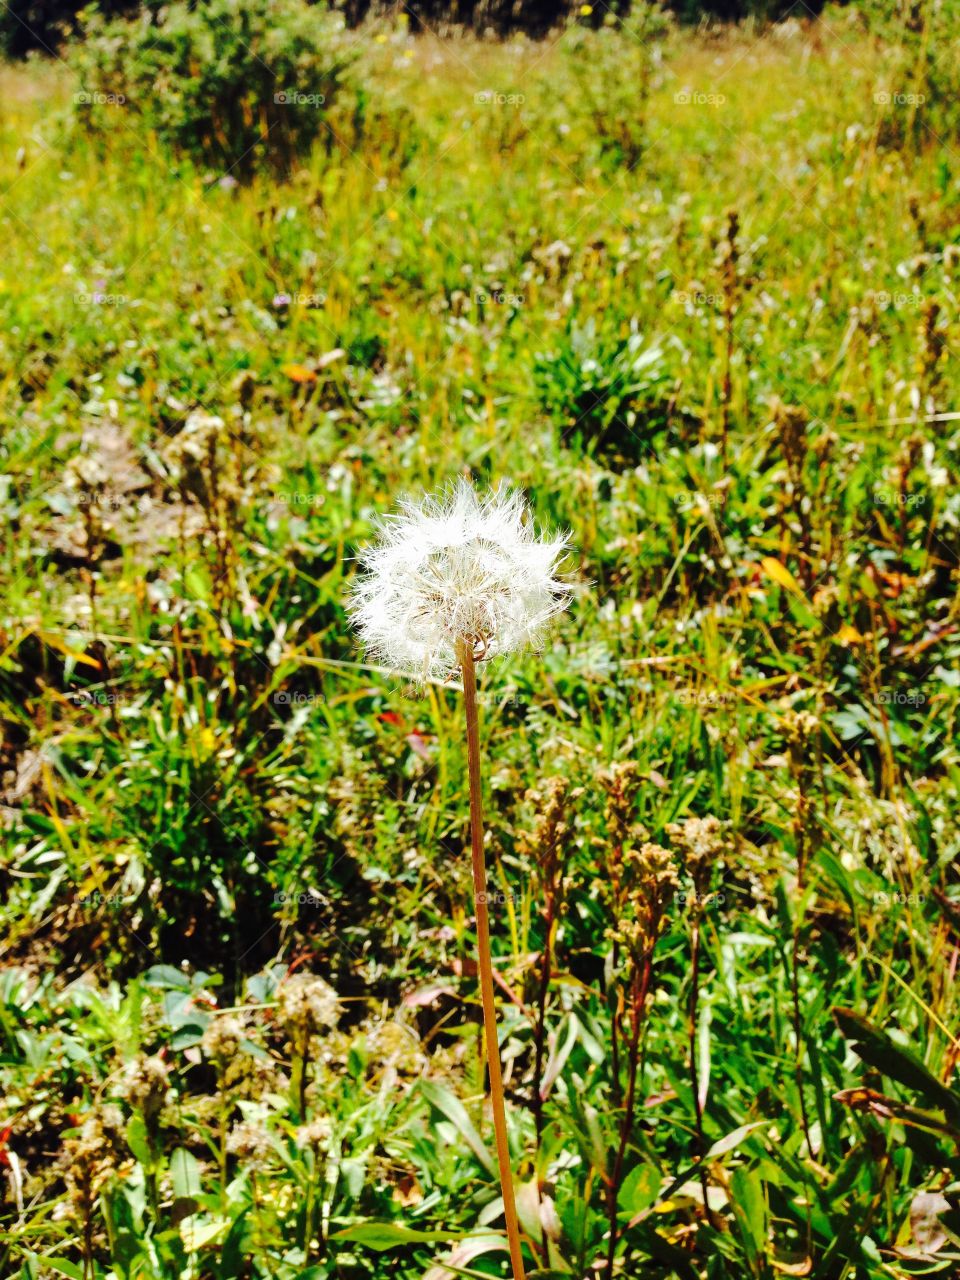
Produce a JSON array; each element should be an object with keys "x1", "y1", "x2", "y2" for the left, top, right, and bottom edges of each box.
[
  {"x1": 459, "y1": 638, "x2": 527, "y2": 1280},
  {"x1": 600, "y1": 764, "x2": 679, "y2": 1280}
]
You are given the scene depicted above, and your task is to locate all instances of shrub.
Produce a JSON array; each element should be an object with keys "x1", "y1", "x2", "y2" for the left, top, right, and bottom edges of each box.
[
  {"x1": 534, "y1": 320, "x2": 685, "y2": 464},
  {"x1": 0, "y1": 0, "x2": 134, "y2": 58},
  {"x1": 858, "y1": 0, "x2": 960, "y2": 149},
  {"x1": 553, "y1": 11, "x2": 668, "y2": 170},
  {"x1": 69, "y1": 0, "x2": 357, "y2": 177}
]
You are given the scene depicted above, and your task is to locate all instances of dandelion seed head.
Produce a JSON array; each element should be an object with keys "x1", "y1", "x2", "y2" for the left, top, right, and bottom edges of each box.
[{"x1": 348, "y1": 480, "x2": 571, "y2": 681}]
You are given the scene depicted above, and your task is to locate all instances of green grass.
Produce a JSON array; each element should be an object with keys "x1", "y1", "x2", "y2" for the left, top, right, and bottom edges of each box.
[{"x1": 2, "y1": 8, "x2": 960, "y2": 1279}]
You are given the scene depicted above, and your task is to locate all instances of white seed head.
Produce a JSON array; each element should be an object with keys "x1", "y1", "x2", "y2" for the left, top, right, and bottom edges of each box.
[{"x1": 348, "y1": 480, "x2": 571, "y2": 681}]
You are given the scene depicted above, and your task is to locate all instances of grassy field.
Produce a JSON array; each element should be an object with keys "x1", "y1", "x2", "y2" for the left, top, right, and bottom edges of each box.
[{"x1": 2, "y1": 6, "x2": 960, "y2": 1278}]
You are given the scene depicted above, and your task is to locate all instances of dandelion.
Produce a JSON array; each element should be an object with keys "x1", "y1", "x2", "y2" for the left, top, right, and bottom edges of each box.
[
  {"x1": 349, "y1": 478, "x2": 572, "y2": 1280},
  {"x1": 348, "y1": 479, "x2": 570, "y2": 684}
]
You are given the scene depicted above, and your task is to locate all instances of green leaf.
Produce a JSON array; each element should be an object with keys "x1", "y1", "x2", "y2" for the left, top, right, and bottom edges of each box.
[
  {"x1": 420, "y1": 1080, "x2": 495, "y2": 1176},
  {"x1": 329, "y1": 1223, "x2": 467, "y2": 1251},
  {"x1": 731, "y1": 1165, "x2": 767, "y2": 1265},
  {"x1": 125, "y1": 1114, "x2": 151, "y2": 1164},
  {"x1": 705, "y1": 1121, "x2": 771, "y2": 1160},
  {"x1": 218, "y1": 1208, "x2": 250, "y2": 1278},
  {"x1": 170, "y1": 1147, "x2": 202, "y2": 1200},
  {"x1": 143, "y1": 964, "x2": 193, "y2": 991},
  {"x1": 834, "y1": 1008, "x2": 960, "y2": 1123},
  {"x1": 696, "y1": 1002, "x2": 711, "y2": 1111},
  {"x1": 37, "y1": 1264, "x2": 84, "y2": 1280},
  {"x1": 618, "y1": 1162, "x2": 660, "y2": 1219}
]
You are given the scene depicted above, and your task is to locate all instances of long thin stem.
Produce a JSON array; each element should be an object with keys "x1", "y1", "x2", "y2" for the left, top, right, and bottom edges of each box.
[
  {"x1": 605, "y1": 953, "x2": 653, "y2": 1280},
  {"x1": 688, "y1": 917, "x2": 711, "y2": 1216},
  {"x1": 459, "y1": 641, "x2": 527, "y2": 1280},
  {"x1": 532, "y1": 907, "x2": 554, "y2": 1145}
]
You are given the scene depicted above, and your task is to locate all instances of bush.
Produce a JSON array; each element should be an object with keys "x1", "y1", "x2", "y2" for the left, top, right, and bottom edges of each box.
[
  {"x1": 534, "y1": 320, "x2": 684, "y2": 464},
  {"x1": 0, "y1": 0, "x2": 133, "y2": 58},
  {"x1": 0, "y1": 0, "x2": 837, "y2": 57},
  {"x1": 69, "y1": 0, "x2": 357, "y2": 177},
  {"x1": 858, "y1": 0, "x2": 960, "y2": 149}
]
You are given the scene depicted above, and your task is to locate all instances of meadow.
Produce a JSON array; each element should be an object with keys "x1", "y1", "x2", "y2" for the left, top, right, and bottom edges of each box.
[{"x1": 1, "y1": 4, "x2": 960, "y2": 1278}]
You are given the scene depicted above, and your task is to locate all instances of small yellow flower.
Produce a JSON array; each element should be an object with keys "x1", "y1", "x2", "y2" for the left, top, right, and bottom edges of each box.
[{"x1": 580, "y1": 4, "x2": 593, "y2": 13}]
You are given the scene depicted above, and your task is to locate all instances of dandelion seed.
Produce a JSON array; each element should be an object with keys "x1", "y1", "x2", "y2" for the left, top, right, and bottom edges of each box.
[{"x1": 348, "y1": 479, "x2": 570, "y2": 682}]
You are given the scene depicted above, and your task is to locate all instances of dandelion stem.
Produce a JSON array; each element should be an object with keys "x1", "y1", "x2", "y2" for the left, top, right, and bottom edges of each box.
[{"x1": 459, "y1": 640, "x2": 527, "y2": 1280}]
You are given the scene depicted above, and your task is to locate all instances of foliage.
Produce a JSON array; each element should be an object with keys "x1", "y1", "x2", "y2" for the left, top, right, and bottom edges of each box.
[
  {"x1": 68, "y1": 0, "x2": 357, "y2": 177},
  {"x1": 2, "y1": 10, "x2": 960, "y2": 1280},
  {"x1": 533, "y1": 320, "x2": 683, "y2": 462},
  {"x1": 857, "y1": 0, "x2": 960, "y2": 149}
]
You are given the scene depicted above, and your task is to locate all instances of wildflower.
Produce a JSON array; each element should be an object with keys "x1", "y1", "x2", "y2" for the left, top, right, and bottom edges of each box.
[
  {"x1": 226, "y1": 1120, "x2": 273, "y2": 1166},
  {"x1": 610, "y1": 842, "x2": 680, "y2": 955},
  {"x1": 601, "y1": 762, "x2": 647, "y2": 847},
  {"x1": 119, "y1": 1053, "x2": 169, "y2": 1122},
  {"x1": 165, "y1": 410, "x2": 226, "y2": 468},
  {"x1": 519, "y1": 775, "x2": 583, "y2": 918},
  {"x1": 346, "y1": 479, "x2": 572, "y2": 1280},
  {"x1": 295, "y1": 1117, "x2": 333, "y2": 1151},
  {"x1": 366, "y1": 1019, "x2": 424, "y2": 1073},
  {"x1": 201, "y1": 1013, "x2": 246, "y2": 1064},
  {"x1": 276, "y1": 974, "x2": 340, "y2": 1041},
  {"x1": 60, "y1": 1106, "x2": 127, "y2": 1223},
  {"x1": 666, "y1": 815, "x2": 726, "y2": 887},
  {"x1": 65, "y1": 454, "x2": 109, "y2": 492},
  {"x1": 348, "y1": 480, "x2": 570, "y2": 682}
]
